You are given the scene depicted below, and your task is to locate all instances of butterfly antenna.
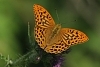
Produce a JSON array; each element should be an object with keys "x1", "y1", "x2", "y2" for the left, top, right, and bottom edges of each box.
[
  {"x1": 62, "y1": 20, "x2": 77, "y2": 26},
  {"x1": 55, "y1": 8, "x2": 60, "y2": 24}
]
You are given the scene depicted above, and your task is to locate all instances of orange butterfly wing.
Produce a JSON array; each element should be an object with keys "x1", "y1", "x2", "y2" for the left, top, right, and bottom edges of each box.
[
  {"x1": 45, "y1": 28, "x2": 88, "y2": 54},
  {"x1": 33, "y1": 4, "x2": 55, "y2": 49}
]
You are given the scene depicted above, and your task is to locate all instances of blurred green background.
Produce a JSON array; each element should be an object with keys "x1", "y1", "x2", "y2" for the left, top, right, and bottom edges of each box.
[{"x1": 0, "y1": 0, "x2": 100, "y2": 67}]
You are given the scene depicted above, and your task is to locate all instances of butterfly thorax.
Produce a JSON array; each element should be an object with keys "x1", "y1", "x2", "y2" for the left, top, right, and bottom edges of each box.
[{"x1": 51, "y1": 24, "x2": 61, "y2": 38}]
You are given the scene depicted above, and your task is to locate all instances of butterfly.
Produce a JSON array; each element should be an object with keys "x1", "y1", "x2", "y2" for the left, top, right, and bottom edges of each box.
[{"x1": 33, "y1": 4, "x2": 89, "y2": 54}]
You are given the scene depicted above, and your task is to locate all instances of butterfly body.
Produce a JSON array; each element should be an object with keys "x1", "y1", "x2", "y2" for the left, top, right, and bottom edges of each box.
[
  {"x1": 47, "y1": 24, "x2": 61, "y2": 44},
  {"x1": 33, "y1": 4, "x2": 89, "y2": 54}
]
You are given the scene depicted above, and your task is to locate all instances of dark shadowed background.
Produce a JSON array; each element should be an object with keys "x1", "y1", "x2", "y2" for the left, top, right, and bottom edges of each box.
[{"x1": 0, "y1": 0, "x2": 100, "y2": 67}]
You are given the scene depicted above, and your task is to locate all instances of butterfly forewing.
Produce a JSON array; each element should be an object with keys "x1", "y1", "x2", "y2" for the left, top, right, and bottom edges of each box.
[
  {"x1": 60, "y1": 28, "x2": 89, "y2": 46},
  {"x1": 33, "y1": 4, "x2": 55, "y2": 28}
]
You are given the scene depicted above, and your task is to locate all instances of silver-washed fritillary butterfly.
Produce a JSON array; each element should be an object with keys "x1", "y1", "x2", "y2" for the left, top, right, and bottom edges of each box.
[{"x1": 33, "y1": 4, "x2": 89, "y2": 54}]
